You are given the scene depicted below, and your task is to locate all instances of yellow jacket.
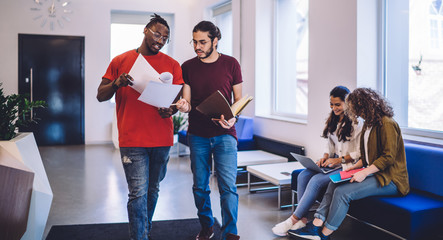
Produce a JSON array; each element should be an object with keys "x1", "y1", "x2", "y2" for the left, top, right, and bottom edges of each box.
[{"x1": 360, "y1": 116, "x2": 410, "y2": 196}]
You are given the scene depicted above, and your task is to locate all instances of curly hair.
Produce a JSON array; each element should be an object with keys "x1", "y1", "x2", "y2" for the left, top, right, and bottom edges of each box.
[
  {"x1": 322, "y1": 86, "x2": 354, "y2": 142},
  {"x1": 346, "y1": 88, "x2": 394, "y2": 130}
]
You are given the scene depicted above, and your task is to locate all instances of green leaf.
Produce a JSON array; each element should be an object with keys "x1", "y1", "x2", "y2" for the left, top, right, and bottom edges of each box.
[{"x1": 0, "y1": 83, "x2": 47, "y2": 140}]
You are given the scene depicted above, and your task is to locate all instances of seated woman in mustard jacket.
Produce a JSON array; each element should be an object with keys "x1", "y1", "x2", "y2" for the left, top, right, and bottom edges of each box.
[{"x1": 289, "y1": 87, "x2": 410, "y2": 240}]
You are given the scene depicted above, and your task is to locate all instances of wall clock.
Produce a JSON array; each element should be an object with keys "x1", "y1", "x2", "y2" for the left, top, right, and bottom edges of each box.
[{"x1": 30, "y1": 0, "x2": 73, "y2": 31}]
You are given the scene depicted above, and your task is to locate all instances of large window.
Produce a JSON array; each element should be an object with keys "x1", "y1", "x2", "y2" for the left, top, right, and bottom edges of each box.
[
  {"x1": 110, "y1": 11, "x2": 174, "y2": 60},
  {"x1": 273, "y1": 0, "x2": 309, "y2": 118},
  {"x1": 211, "y1": 2, "x2": 233, "y2": 56},
  {"x1": 384, "y1": 0, "x2": 443, "y2": 137}
]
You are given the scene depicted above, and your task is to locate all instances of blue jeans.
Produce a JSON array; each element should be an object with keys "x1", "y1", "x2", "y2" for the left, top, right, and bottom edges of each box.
[
  {"x1": 315, "y1": 176, "x2": 399, "y2": 231},
  {"x1": 120, "y1": 147, "x2": 171, "y2": 240},
  {"x1": 188, "y1": 134, "x2": 238, "y2": 240},
  {"x1": 294, "y1": 169, "x2": 340, "y2": 219}
]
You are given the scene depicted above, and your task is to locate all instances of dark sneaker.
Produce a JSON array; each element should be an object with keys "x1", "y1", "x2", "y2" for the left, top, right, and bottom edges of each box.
[
  {"x1": 318, "y1": 231, "x2": 330, "y2": 240},
  {"x1": 226, "y1": 233, "x2": 240, "y2": 240},
  {"x1": 288, "y1": 221, "x2": 325, "y2": 240},
  {"x1": 196, "y1": 226, "x2": 214, "y2": 240}
]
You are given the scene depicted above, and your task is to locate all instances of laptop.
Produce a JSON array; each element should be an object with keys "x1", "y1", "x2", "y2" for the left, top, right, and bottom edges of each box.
[{"x1": 290, "y1": 152, "x2": 341, "y2": 174}]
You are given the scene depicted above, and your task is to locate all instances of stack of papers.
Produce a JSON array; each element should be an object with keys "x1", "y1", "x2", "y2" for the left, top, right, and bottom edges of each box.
[{"x1": 128, "y1": 54, "x2": 182, "y2": 108}]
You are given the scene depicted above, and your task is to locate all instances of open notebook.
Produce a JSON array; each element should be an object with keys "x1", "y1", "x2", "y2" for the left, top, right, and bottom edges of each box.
[{"x1": 196, "y1": 90, "x2": 253, "y2": 120}]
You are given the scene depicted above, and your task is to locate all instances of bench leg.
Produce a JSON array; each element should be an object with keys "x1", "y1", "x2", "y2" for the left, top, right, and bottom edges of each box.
[{"x1": 248, "y1": 172, "x2": 251, "y2": 192}]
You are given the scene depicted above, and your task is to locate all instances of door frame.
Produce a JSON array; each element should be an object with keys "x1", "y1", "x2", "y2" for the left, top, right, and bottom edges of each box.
[{"x1": 18, "y1": 34, "x2": 85, "y2": 145}]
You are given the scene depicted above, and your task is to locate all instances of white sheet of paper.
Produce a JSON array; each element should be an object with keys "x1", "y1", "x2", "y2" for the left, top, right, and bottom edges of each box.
[
  {"x1": 128, "y1": 54, "x2": 161, "y2": 93},
  {"x1": 137, "y1": 81, "x2": 183, "y2": 108}
]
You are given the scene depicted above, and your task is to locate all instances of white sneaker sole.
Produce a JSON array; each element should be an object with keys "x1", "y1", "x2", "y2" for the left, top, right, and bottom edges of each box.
[
  {"x1": 288, "y1": 231, "x2": 320, "y2": 240},
  {"x1": 271, "y1": 228, "x2": 288, "y2": 237}
]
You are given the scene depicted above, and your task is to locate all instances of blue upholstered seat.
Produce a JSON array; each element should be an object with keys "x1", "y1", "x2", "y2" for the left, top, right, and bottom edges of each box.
[
  {"x1": 348, "y1": 142, "x2": 443, "y2": 239},
  {"x1": 177, "y1": 116, "x2": 255, "y2": 151},
  {"x1": 178, "y1": 130, "x2": 188, "y2": 146},
  {"x1": 290, "y1": 169, "x2": 304, "y2": 191},
  {"x1": 290, "y1": 142, "x2": 443, "y2": 239},
  {"x1": 349, "y1": 192, "x2": 443, "y2": 239}
]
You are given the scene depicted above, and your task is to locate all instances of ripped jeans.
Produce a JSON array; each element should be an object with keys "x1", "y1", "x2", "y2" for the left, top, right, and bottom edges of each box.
[{"x1": 119, "y1": 147, "x2": 171, "y2": 240}]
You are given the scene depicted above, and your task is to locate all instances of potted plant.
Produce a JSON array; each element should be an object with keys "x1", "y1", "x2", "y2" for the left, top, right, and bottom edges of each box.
[
  {"x1": 0, "y1": 83, "x2": 51, "y2": 240},
  {"x1": 0, "y1": 83, "x2": 46, "y2": 140}
]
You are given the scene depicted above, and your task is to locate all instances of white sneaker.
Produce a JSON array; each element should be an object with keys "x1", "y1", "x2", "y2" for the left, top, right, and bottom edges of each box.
[
  {"x1": 290, "y1": 220, "x2": 306, "y2": 230},
  {"x1": 272, "y1": 218, "x2": 294, "y2": 236}
]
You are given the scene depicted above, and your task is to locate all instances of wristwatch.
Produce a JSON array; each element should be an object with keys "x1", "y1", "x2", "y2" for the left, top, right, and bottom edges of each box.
[{"x1": 341, "y1": 156, "x2": 346, "y2": 164}]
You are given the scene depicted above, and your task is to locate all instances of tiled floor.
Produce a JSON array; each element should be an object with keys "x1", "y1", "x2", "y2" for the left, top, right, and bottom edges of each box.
[{"x1": 40, "y1": 144, "x2": 400, "y2": 240}]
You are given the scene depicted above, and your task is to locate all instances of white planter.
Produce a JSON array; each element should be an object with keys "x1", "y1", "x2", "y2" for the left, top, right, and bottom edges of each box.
[
  {"x1": 0, "y1": 132, "x2": 53, "y2": 240},
  {"x1": 173, "y1": 134, "x2": 178, "y2": 144}
]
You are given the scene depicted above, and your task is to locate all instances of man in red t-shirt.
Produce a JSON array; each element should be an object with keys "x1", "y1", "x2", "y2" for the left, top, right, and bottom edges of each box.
[
  {"x1": 97, "y1": 14, "x2": 183, "y2": 240},
  {"x1": 176, "y1": 21, "x2": 242, "y2": 240}
]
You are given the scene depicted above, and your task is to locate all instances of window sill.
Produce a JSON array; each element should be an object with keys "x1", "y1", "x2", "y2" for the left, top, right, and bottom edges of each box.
[
  {"x1": 402, "y1": 133, "x2": 443, "y2": 147},
  {"x1": 401, "y1": 127, "x2": 443, "y2": 147},
  {"x1": 255, "y1": 113, "x2": 307, "y2": 125}
]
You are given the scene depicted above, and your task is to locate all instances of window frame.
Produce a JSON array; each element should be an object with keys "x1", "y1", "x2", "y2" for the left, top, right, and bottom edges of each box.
[
  {"x1": 270, "y1": 0, "x2": 309, "y2": 121},
  {"x1": 110, "y1": 10, "x2": 175, "y2": 58},
  {"x1": 381, "y1": 0, "x2": 443, "y2": 143},
  {"x1": 211, "y1": 1, "x2": 233, "y2": 56}
]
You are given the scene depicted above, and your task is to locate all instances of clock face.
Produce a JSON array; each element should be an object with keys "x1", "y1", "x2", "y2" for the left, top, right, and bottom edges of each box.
[{"x1": 30, "y1": 0, "x2": 73, "y2": 31}]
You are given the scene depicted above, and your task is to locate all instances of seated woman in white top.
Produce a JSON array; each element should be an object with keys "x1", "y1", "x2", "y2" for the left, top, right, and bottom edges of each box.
[{"x1": 272, "y1": 86, "x2": 363, "y2": 236}]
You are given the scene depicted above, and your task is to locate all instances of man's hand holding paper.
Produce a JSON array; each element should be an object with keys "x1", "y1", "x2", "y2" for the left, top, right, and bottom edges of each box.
[
  {"x1": 114, "y1": 73, "x2": 134, "y2": 88},
  {"x1": 128, "y1": 54, "x2": 161, "y2": 93}
]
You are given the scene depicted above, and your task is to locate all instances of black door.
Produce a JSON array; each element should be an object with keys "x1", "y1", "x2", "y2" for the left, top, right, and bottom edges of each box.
[{"x1": 18, "y1": 34, "x2": 85, "y2": 146}]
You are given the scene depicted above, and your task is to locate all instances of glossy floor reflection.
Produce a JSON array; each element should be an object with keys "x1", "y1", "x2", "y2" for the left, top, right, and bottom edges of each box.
[{"x1": 41, "y1": 144, "x2": 399, "y2": 240}]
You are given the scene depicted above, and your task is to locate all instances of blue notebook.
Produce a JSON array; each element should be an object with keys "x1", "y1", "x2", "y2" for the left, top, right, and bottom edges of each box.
[
  {"x1": 330, "y1": 171, "x2": 373, "y2": 183},
  {"x1": 329, "y1": 173, "x2": 351, "y2": 183}
]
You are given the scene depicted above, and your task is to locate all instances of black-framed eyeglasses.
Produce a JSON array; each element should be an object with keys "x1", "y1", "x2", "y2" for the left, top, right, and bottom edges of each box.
[
  {"x1": 190, "y1": 39, "x2": 209, "y2": 47},
  {"x1": 148, "y1": 28, "x2": 169, "y2": 44}
]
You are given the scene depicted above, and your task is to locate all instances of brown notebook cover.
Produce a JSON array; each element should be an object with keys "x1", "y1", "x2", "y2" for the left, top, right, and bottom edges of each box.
[
  {"x1": 196, "y1": 90, "x2": 253, "y2": 121},
  {"x1": 196, "y1": 90, "x2": 234, "y2": 120}
]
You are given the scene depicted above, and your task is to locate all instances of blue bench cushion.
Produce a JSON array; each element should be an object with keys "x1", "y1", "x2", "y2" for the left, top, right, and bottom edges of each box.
[
  {"x1": 236, "y1": 116, "x2": 254, "y2": 140},
  {"x1": 291, "y1": 169, "x2": 304, "y2": 190},
  {"x1": 290, "y1": 142, "x2": 443, "y2": 240},
  {"x1": 254, "y1": 136, "x2": 305, "y2": 160},
  {"x1": 237, "y1": 138, "x2": 256, "y2": 151},
  {"x1": 178, "y1": 130, "x2": 188, "y2": 146},
  {"x1": 347, "y1": 142, "x2": 443, "y2": 239},
  {"x1": 405, "y1": 142, "x2": 443, "y2": 197},
  {"x1": 177, "y1": 116, "x2": 255, "y2": 151},
  {"x1": 349, "y1": 192, "x2": 443, "y2": 239}
]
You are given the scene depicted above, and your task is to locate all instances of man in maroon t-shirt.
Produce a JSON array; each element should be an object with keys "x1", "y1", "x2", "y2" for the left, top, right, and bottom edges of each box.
[{"x1": 176, "y1": 21, "x2": 242, "y2": 240}]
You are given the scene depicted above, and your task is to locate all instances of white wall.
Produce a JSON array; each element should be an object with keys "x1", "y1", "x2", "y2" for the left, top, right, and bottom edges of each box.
[
  {"x1": 236, "y1": 0, "x2": 358, "y2": 158},
  {"x1": 0, "y1": 0, "x2": 201, "y2": 144}
]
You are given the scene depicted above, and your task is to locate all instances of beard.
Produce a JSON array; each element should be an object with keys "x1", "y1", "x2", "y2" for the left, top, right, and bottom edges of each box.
[{"x1": 196, "y1": 41, "x2": 214, "y2": 59}]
